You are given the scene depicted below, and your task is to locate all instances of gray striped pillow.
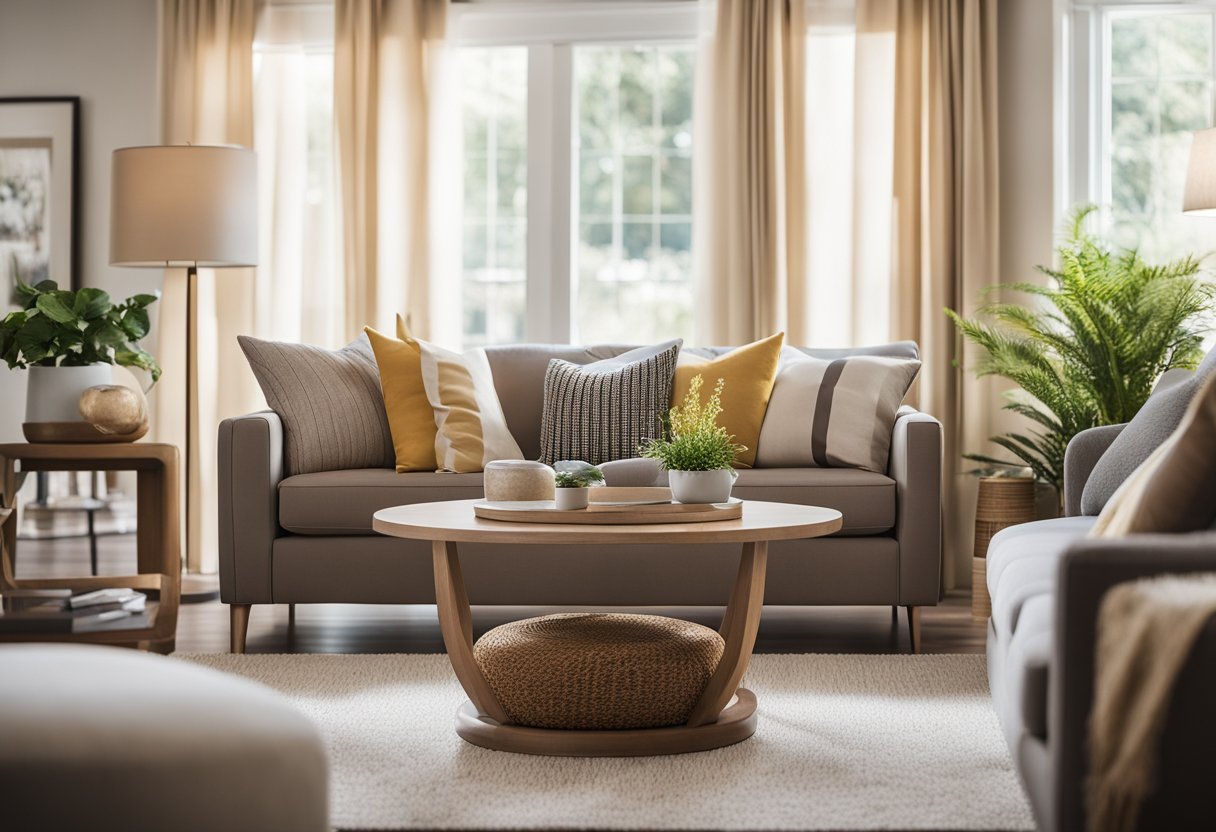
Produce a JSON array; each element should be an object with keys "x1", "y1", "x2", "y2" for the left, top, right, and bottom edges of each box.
[
  {"x1": 755, "y1": 354, "x2": 921, "y2": 472},
  {"x1": 238, "y1": 334, "x2": 396, "y2": 475},
  {"x1": 538, "y1": 341, "x2": 681, "y2": 466}
]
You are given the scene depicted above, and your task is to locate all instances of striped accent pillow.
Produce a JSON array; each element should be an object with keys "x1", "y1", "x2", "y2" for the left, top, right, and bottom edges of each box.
[
  {"x1": 538, "y1": 341, "x2": 681, "y2": 466},
  {"x1": 238, "y1": 334, "x2": 395, "y2": 475},
  {"x1": 417, "y1": 339, "x2": 524, "y2": 473},
  {"x1": 755, "y1": 354, "x2": 921, "y2": 472}
]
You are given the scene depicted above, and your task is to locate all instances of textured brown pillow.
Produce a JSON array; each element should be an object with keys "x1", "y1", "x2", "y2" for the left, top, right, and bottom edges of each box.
[
  {"x1": 1091, "y1": 373, "x2": 1216, "y2": 537},
  {"x1": 238, "y1": 334, "x2": 395, "y2": 475}
]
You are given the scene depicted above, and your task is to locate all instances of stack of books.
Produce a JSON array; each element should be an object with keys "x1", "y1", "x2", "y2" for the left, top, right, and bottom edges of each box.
[{"x1": 0, "y1": 588, "x2": 149, "y2": 634}]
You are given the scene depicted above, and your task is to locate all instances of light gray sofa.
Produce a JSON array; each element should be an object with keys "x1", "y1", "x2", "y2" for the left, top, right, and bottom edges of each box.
[
  {"x1": 987, "y1": 407, "x2": 1216, "y2": 829},
  {"x1": 219, "y1": 341, "x2": 943, "y2": 653}
]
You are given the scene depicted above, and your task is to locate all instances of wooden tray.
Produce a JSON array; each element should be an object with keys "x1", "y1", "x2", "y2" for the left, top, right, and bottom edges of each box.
[
  {"x1": 473, "y1": 498, "x2": 742, "y2": 525},
  {"x1": 23, "y1": 421, "x2": 148, "y2": 444}
]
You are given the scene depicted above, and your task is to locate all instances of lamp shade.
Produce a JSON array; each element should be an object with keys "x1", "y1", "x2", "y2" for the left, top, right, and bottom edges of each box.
[
  {"x1": 1183, "y1": 128, "x2": 1216, "y2": 216},
  {"x1": 110, "y1": 145, "x2": 257, "y2": 267}
]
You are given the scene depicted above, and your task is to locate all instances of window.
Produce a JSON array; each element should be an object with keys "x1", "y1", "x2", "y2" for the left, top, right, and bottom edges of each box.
[
  {"x1": 1073, "y1": 4, "x2": 1216, "y2": 261},
  {"x1": 460, "y1": 47, "x2": 528, "y2": 348},
  {"x1": 451, "y1": 2, "x2": 700, "y2": 347},
  {"x1": 574, "y1": 44, "x2": 695, "y2": 344}
]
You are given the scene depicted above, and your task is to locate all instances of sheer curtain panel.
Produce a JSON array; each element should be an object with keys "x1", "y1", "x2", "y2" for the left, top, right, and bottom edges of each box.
[{"x1": 156, "y1": 0, "x2": 263, "y2": 574}]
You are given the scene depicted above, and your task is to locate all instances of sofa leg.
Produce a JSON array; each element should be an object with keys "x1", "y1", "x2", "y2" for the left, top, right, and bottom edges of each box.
[
  {"x1": 288, "y1": 603, "x2": 296, "y2": 629},
  {"x1": 905, "y1": 605, "x2": 922, "y2": 654},
  {"x1": 230, "y1": 604, "x2": 251, "y2": 654}
]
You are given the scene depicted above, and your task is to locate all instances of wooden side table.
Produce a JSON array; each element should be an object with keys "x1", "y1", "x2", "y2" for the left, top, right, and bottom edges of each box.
[{"x1": 0, "y1": 443, "x2": 181, "y2": 653}]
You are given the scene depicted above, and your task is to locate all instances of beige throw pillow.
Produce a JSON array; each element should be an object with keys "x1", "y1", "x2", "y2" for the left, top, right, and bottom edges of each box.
[
  {"x1": 1091, "y1": 373, "x2": 1216, "y2": 537},
  {"x1": 755, "y1": 354, "x2": 921, "y2": 473},
  {"x1": 416, "y1": 339, "x2": 523, "y2": 473}
]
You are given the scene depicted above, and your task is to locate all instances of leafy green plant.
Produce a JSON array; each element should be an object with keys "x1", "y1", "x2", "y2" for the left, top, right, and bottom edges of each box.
[
  {"x1": 946, "y1": 205, "x2": 1213, "y2": 492},
  {"x1": 640, "y1": 374, "x2": 745, "y2": 471},
  {"x1": 553, "y1": 461, "x2": 605, "y2": 488},
  {"x1": 0, "y1": 279, "x2": 161, "y2": 382}
]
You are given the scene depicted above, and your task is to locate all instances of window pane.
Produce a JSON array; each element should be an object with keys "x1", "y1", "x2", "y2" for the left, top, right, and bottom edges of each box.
[
  {"x1": 459, "y1": 47, "x2": 528, "y2": 348},
  {"x1": 1105, "y1": 11, "x2": 1215, "y2": 261},
  {"x1": 574, "y1": 44, "x2": 695, "y2": 344}
]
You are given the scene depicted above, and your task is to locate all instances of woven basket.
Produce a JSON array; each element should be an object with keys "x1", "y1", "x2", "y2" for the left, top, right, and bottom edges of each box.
[
  {"x1": 473, "y1": 612, "x2": 724, "y2": 730},
  {"x1": 972, "y1": 477, "x2": 1037, "y2": 620}
]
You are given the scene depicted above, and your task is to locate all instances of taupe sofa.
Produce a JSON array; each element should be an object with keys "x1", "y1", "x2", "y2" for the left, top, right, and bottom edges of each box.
[
  {"x1": 987, "y1": 401, "x2": 1216, "y2": 829},
  {"x1": 219, "y1": 341, "x2": 943, "y2": 653}
]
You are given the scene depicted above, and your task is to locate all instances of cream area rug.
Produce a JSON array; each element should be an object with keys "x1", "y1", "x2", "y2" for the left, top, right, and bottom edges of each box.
[{"x1": 179, "y1": 653, "x2": 1034, "y2": 831}]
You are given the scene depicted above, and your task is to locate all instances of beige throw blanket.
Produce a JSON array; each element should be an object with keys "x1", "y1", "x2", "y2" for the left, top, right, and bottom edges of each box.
[{"x1": 1088, "y1": 573, "x2": 1216, "y2": 832}]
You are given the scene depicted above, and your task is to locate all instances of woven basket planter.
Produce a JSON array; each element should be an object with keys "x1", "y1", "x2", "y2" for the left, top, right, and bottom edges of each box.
[{"x1": 972, "y1": 477, "x2": 1037, "y2": 620}]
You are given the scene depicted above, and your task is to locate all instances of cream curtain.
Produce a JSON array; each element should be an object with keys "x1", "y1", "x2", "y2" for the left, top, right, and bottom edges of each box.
[
  {"x1": 888, "y1": 0, "x2": 1000, "y2": 588},
  {"x1": 156, "y1": 0, "x2": 263, "y2": 573},
  {"x1": 334, "y1": 0, "x2": 446, "y2": 342},
  {"x1": 695, "y1": 0, "x2": 807, "y2": 345}
]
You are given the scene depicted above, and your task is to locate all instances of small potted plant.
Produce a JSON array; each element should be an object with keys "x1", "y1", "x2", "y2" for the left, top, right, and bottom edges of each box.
[
  {"x1": 553, "y1": 460, "x2": 605, "y2": 510},
  {"x1": 641, "y1": 374, "x2": 744, "y2": 504},
  {"x1": 0, "y1": 279, "x2": 161, "y2": 424}
]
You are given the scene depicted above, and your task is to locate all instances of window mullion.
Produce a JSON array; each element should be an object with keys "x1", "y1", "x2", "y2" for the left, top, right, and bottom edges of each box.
[{"x1": 525, "y1": 43, "x2": 574, "y2": 343}]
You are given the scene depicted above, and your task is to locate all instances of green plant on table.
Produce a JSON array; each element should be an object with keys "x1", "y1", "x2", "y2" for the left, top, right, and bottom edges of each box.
[
  {"x1": 553, "y1": 461, "x2": 605, "y2": 488},
  {"x1": 0, "y1": 279, "x2": 162, "y2": 382},
  {"x1": 640, "y1": 374, "x2": 745, "y2": 471},
  {"x1": 946, "y1": 204, "x2": 1213, "y2": 492}
]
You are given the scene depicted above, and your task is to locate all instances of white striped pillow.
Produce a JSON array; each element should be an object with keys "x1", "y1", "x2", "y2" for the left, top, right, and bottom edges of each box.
[
  {"x1": 416, "y1": 340, "x2": 523, "y2": 473},
  {"x1": 755, "y1": 354, "x2": 921, "y2": 472}
]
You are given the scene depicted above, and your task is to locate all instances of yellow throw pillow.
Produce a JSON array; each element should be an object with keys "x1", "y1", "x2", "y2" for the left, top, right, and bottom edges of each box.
[
  {"x1": 1090, "y1": 372, "x2": 1216, "y2": 537},
  {"x1": 364, "y1": 324, "x2": 436, "y2": 472},
  {"x1": 672, "y1": 332, "x2": 785, "y2": 468}
]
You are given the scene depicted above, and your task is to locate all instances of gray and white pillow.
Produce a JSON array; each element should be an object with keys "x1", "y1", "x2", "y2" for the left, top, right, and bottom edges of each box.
[
  {"x1": 538, "y1": 340, "x2": 681, "y2": 466},
  {"x1": 755, "y1": 354, "x2": 921, "y2": 473},
  {"x1": 238, "y1": 334, "x2": 395, "y2": 475},
  {"x1": 1081, "y1": 345, "x2": 1216, "y2": 515}
]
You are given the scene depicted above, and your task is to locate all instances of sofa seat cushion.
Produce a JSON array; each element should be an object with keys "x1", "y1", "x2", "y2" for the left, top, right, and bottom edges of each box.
[
  {"x1": 987, "y1": 517, "x2": 1094, "y2": 641},
  {"x1": 278, "y1": 466, "x2": 895, "y2": 536},
  {"x1": 280, "y1": 469, "x2": 485, "y2": 535}
]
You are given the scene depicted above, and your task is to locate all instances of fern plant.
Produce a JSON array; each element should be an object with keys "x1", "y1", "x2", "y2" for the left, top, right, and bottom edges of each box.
[
  {"x1": 640, "y1": 374, "x2": 745, "y2": 471},
  {"x1": 947, "y1": 205, "x2": 1214, "y2": 492}
]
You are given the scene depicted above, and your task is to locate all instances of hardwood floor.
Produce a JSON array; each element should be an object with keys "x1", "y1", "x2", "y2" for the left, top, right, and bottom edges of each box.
[{"x1": 14, "y1": 534, "x2": 987, "y2": 655}]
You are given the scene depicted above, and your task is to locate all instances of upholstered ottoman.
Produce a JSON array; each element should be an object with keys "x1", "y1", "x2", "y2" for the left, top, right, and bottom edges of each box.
[
  {"x1": 473, "y1": 612, "x2": 725, "y2": 730},
  {"x1": 0, "y1": 644, "x2": 328, "y2": 832}
]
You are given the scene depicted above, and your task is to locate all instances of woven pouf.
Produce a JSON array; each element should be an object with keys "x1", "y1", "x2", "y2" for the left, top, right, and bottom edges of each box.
[{"x1": 473, "y1": 613, "x2": 725, "y2": 730}]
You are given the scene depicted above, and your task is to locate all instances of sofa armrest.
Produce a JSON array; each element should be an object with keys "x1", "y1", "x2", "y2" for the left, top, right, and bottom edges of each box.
[
  {"x1": 889, "y1": 407, "x2": 943, "y2": 605},
  {"x1": 218, "y1": 411, "x2": 284, "y2": 604},
  {"x1": 1062, "y1": 424, "x2": 1125, "y2": 517},
  {"x1": 1051, "y1": 533, "x2": 1216, "y2": 832}
]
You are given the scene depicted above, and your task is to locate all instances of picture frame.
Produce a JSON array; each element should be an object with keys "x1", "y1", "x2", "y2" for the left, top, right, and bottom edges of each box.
[{"x1": 0, "y1": 96, "x2": 81, "y2": 307}]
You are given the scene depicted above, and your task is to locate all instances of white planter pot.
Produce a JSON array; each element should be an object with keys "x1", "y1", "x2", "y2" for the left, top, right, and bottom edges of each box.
[
  {"x1": 555, "y1": 488, "x2": 589, "y2": 510},
  {"x1": 25, "y1": 364, "x2": 113, "y2": 423},
  {"x1": 669, "y1": 469, "x2": 737, "y2": 504}
]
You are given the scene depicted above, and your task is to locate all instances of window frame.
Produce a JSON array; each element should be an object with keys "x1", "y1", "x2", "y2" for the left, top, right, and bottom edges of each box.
[
  {"x1": 1065, "y1": 1, "x2": 1216, "y2": 231},
  {"x1": 450, "y1": 0, "x2": 701, "y2": 343}
]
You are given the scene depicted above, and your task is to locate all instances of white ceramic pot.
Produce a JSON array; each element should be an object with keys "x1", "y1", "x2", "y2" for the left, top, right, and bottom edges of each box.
[
  {"x1": 25, "y1": 364, "x2": 113, "y2": 423},
  {"x1": 555, "y1": 487, "x2": 589, "y2": 510},
  {"x1": 669, "y1": 468, "x2": 738, "y2": 504}
]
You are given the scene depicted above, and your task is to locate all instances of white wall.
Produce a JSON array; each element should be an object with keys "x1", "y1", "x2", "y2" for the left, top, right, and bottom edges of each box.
[{"x1": 0, "y1": 0, "x2": 159, "y2": 442}]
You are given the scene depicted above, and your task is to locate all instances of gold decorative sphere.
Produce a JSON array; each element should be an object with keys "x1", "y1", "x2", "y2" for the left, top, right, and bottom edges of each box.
[{"x1": 79, "y1": 385, "x2": 147, "y2": 435}]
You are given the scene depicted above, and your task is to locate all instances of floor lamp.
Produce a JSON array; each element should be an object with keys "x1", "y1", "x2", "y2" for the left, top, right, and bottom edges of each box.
[
  {"x1": 1184, "y1": 127, "x2": 1216, "y2": 216},
  {"x1": 109, "y1": 145, "x2": 257, "y2": 591}
]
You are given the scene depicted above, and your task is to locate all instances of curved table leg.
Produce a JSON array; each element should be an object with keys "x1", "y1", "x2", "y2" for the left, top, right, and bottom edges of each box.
[
  {"x1": 432, "y1": 540, "x2": 511, "y2": 725},
  {"x1": 686, "y1": 540, "x2": 768, "y2": 727}
]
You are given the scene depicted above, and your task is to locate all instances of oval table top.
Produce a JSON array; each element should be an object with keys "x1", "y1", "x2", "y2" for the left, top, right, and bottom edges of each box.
[{"x1": 373, "y1": 499, "x2": 843, "y2": 546}]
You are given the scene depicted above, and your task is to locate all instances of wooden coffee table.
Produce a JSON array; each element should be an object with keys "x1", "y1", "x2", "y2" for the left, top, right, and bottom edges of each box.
[{"x1": 373, "y1": 498, "x2": 842, "y2": 756}]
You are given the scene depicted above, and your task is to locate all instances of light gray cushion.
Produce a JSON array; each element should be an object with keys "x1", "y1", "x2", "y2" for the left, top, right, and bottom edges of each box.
[
  {"x1": 239, "y1": 334, "x2": 394, "y2": 476},
  {"x1": 537, "y1": 340, "x2": 681, "y2": 466},
  {"x1": 754, "y1": 354, "x2": 921, "y2": 472},
  {"x1": 1081, "y1": 346, "x2": 1216, "y2": 515},
  {"x1": 0, "y1": 644, "x2": 327, "y2": 832},
  {"x1": 277, "y1": 465, "x2": 894, "y2": 536}
]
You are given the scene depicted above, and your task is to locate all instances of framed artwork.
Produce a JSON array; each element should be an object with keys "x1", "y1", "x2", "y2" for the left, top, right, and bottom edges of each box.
[{"x1": 0, "y1": 97, "x2": 80, "y2": 307}]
